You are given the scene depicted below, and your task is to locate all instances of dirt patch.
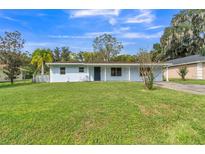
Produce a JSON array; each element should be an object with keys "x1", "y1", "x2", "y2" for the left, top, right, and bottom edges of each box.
[
  {"x1": 138, "y1": 103, "x2": 174, "y2": 116},
  {"x1": 158, "y1": 103, "x2": 172, "y2": 110},
  {"x1": 138, "y1": 104, "x2": 160, "y2": 116}
]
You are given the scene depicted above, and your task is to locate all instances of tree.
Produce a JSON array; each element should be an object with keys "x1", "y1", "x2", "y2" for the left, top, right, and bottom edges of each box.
[
  {"x1": 160, "y1": 10, "x2": 205, "y2": 60},
  {"x1": 53, "y1": 47, "x2": 61, "y2": 62},
  {"x1": 21, "y1": 51, "x2": 35, "y2": 79},
  {"x1": 178, "y1": 66, "x2": 188, "y2": 80},
  {"x1": 31, "y1": 48, "x2": 53, "y2": 75},
  {"x1": 137, "y1": 50, "x2": 158, "y2": 90},
  {"x1": 77, "y1": 51, "x2": 84, "y2": 62},
  {"x1": 0, "y1": 31, "x2": 25, "y2": 84},
  {"x1": 76, "y1": 51, "x2": 104, "y2": 62},
  {"x1": 199, "y1": 47, "x2": 205, "y2": 56},
  {"x1": 111, "y1": 54, "x2": 136, "y2": 62},
  {"x1": 61, "y1": 47, "x2": 71, "y2": 62},
  {"x1": 69, "y1": 52, "x2": 80, "y2": 62},
  {"x1": 150, "y1": 43, "x2": 163, "y2": 62},
  {"x1": 52, "y1": 46, "x2": 71, "y2": 62},
  {"x1": 93, "y1": 34, "x2": 123, "y2": 62}
]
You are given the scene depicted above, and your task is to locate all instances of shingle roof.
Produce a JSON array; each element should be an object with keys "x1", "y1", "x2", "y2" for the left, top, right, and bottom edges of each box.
[{"x1": 167, "y1": 55, "x2": 205, "y2": 65}]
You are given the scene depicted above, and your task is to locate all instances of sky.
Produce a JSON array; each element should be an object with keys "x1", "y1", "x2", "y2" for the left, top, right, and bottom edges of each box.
[{"x1": 0, "y1": 9, "x2": 180, "y2": 54}]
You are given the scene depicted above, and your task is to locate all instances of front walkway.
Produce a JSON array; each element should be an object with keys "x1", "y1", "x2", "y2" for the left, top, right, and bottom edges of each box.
[{"x1": 155, "y1": 82, "x2": 205, "y2": 95}]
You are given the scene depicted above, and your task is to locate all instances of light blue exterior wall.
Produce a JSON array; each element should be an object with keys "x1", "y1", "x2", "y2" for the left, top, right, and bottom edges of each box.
[
  {"x1": 50, "y1": 65, "x2": 89, "y2": 82},
  {"x1": 153, "y1": 66, "x2": 163, "y2": 81},
  {"x1": 49, "y1": 65, "x2": 163, "y2": 82},
  {"x1": 130, "y1": 66, "x2": 141, "y2": 81},
  {"x1": 102, "y1": 66, "x2": 129, "y2": 81}
]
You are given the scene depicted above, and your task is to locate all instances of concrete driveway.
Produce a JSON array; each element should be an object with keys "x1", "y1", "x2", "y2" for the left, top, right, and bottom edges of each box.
[{"x1": 155, "y1": 82, "x2": 205, "y2": 95}]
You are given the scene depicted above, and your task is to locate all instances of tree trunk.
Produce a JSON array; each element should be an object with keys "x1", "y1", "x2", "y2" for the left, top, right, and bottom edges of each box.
[
  {"x1": 11, "y1": 77, "x2": 13, "y2": 84},
  {"x1": 41, "y1": 63, "x2": 44, "y2": 75}
]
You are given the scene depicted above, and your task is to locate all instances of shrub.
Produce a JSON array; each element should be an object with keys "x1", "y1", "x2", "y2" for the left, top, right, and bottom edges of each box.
[
  {"x1": 144, "y1": 71, "x2": 154, "y2": 90},
  {"x1": 178, "y1": 66, "x2": 188, "y2": 80}
]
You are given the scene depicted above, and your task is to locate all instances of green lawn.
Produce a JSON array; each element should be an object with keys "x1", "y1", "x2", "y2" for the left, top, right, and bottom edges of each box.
[
  {"x1": 170, "y1": 79, "x2": 205, "y2": 85},
  {"x1": 0, "y1": 81, "x2": 205, "y2": 144}
]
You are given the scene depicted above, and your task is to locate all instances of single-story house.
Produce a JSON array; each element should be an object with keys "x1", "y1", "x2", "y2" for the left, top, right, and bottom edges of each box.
[
  {"x1": 166, "y1": 55, "x2": 205, "y2": 80},
  {"x1": 46, "y1": 62, "x2": 169, "y2": 82}
]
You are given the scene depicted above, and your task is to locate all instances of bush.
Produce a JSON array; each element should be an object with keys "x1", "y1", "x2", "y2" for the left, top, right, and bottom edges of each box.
[
  {"x1": 144, "y1": 71, "x2": 154, "y2": 90},
  {"x1": 178, "y1": 66, "x2": 188, "y2": 80}
]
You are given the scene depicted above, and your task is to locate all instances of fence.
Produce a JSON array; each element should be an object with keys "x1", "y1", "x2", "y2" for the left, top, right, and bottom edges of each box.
[{"x1": 33, "y1": 75, "x2": 50, "y2": 83}]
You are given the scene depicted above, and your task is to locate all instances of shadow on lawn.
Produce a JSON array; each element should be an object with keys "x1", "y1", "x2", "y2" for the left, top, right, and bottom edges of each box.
[{"x1": 0, "y1": 80, "x2": 33, "y2": 89}]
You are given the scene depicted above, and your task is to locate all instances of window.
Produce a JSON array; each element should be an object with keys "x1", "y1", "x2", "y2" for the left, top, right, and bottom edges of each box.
[
  {"x1": 140, "y1": 67, "x2": 151, "y2": 76},
  {"x1": 111, "y1": 68, "x2": 122, "y2": 76},
  {"x1": 60, "y1": 67, "x2": 65, "y2": 75},
  {"x1": 79, "y1": 67, "x2": 84, "y2": 72}
]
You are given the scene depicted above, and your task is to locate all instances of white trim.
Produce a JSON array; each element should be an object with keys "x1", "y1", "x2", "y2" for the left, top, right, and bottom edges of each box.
[
  {"x1": 166, "y1": 66, "x2": 169, "y2": 81},
  {"x1": 47, "y1": 62, "x2": 170, "y2": 66},
  {"x1": 197, "y1": 62, "x2": 203, "y2": 79},
  {"x1": 104, "y1": 66, "x2": 107, "y2": 81}
]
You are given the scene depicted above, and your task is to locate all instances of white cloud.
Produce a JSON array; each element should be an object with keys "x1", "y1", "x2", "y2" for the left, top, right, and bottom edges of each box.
[
  {"x1": 125, "y1": 10, "x2": 155, "y2": 24},
  {"x1": 146, "y1": 25, "x2": 165, "y2": 30},
  {"x1": 25, "y1": 41, "x2": 93, "y2": 52},
  {"x1": 48, "y1": 31, "x2": 113, "y2": 39},
  {"x1": 24, "y1": 42, "x2": 50, "y2": 51},
  {"x1": 24, "y1": 41, "x2": 67, "y2": 51},
  {"x1": 69, "y1": 9, "x2": 120, "y2": 26},
  {"x1": 0, "y1": 28, "x2": 12, "y2": 33},
  {"x1": 49, "y1": 30, "x2": 162, "y2": 40},
  {"x1": 49, "y1": 35, "x2": 92, "y2": 39},
  {"x1": 48, "y1": 23, "x2": 162, "y2": 41},
  {"x1": 0, "y1": 15, "x2": 19, "y2": 22},
  {"x1": 70, "y1": 9, "x2": 120, "y2": 18},
  {"x1": 108, "y1": 18, "x2": 117, "y2": 25},
  {"x1": 85, "y1": 31, "x2": 113, "y2": 36},
  {"x1": 71, "y1": 46, "x2": 93, "y2": 51},
  {"x1": 120, "y1": 31, "x2": 163, "y2": 39},
  {"x1": 123, "y1": 42, "x2": 137, "y2": 46},
  {"x1": 119, "y1": 27, "x2": 130, "y2": 31},
  {"x1": 26, "y1": 42, "x2": 52, "y2": 47},
  {"x1": 36, "y1": 13, "x2": 47, "y2": 17}
]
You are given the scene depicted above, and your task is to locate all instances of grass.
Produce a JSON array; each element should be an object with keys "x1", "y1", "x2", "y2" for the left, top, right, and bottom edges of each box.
[
  {"x1": 170, "y1": 78, "x2": 205, "y2": 85},
  {"x1": 0, "y1": 81, "x2": 205, "y2": 144}
]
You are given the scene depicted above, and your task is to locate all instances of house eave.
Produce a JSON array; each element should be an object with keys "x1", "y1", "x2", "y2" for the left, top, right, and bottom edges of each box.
[
  {"x1": 46, "y1": 62, "x2": 171, "y2": 67},
  {"x1": 168, "y1": 60, "x2": 205, "y2": 67}
]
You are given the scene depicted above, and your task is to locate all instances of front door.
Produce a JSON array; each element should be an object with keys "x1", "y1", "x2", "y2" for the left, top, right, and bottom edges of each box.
[{"x1": 94, "y1": 67, "x2": 101, "y2": 81}]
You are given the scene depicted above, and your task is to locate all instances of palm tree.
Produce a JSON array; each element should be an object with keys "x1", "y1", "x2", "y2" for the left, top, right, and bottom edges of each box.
[{"x1": 31, "y1": 48, "x2": 53, "y2": 75}]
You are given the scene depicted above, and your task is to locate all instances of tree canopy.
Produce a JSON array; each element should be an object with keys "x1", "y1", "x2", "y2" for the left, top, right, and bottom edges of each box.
[
  {"x1": 52, "y1": 47, "x2": 71, "y2": 62},
  {"x1": 93, "y1": 34, "x2": 123, "y2": 62},
  {"x1": 159, "y1": 10, "x2": 205, "y2": 60},
  {"x1": 0, "y1": 31, "x2": 25, "y2": 84},
  {"x1": 31, "y1": 48, "x2": 53, "y2": 75}
]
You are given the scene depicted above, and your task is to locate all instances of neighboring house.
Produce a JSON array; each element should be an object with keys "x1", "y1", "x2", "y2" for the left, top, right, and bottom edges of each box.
[
  {"x1": 166, "y1": 55, "x2": 205, "y2": 80},
  {"x1": 47, "y1": 62, "x2": 169, "y2": 82}
]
